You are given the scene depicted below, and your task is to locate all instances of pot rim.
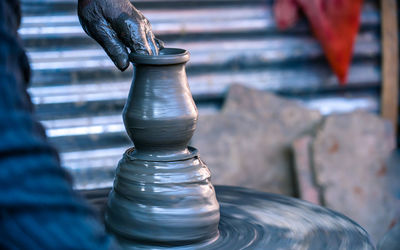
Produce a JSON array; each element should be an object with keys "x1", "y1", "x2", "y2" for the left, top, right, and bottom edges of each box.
[{"x1": 129, "y1": 48, "x2": 190, "y2": 65}]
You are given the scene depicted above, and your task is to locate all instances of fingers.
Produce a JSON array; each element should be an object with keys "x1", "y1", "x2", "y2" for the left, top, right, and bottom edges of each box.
[
  {"x1": 130, "y1": 24, "x2": 153, "y2": 55},
  {"x1": 86, "y1": 19, "x2": 130, "y2": 71},
  {"x1": 143, "y1": 17, "x2": 162, "y2": 55},
  {"x1": 114, "y1": 12, "x2": 164, "y2": 56},
  {"x1": 155, "y1": 37, "x2": 165, "y2": 50},
  {"x1": 146, "y1": 29, "x2": 159, "y2": 55},
  {"x1": 144, "y1": 20, "x2": 165, "y2": 54}
]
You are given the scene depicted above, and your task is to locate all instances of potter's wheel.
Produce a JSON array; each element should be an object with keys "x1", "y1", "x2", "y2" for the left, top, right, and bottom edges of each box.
[
  {"x1": 83, "y1": 186, "x2": 374, "y2": 249},
  {"x1": 91, "y1": 48, "x2": 374, "y2": 249}
]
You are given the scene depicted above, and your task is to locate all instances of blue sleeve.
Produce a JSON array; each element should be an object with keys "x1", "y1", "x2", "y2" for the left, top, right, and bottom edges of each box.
[{"x1": 0, "y1": 1, "x2": 117, "y2": 249}]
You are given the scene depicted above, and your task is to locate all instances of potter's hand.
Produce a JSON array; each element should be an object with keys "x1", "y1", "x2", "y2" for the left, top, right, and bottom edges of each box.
[{"x1": 78, "y1": 0, "x2": 164, "y2": 71}]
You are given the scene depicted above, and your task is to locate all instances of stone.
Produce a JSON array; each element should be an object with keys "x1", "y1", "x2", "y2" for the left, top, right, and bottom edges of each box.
[
  {"x1": 312, "y1": 111, "x2": 400, "y2": 243},
  {"x1": 191, "y1": 84, "x2": 322, "y2": 195},
  {"x1": 292, "y1": 135, "x2": 321, "y2": 205}
]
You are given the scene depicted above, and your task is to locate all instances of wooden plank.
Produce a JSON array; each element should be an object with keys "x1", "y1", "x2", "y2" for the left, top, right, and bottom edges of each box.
[{"x1": 380, "y1": 0, "x2": 399, "y2": 136}]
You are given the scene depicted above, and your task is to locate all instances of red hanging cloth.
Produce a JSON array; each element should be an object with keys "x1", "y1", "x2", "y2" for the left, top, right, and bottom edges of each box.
[{"x1": 274, "y1": 0, "x2": 364, "y2": 85}]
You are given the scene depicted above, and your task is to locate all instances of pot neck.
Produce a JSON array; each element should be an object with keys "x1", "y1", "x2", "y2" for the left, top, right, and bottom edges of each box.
[{"x1": 129, "y1": 48, "x2": 190, "y2": 66}]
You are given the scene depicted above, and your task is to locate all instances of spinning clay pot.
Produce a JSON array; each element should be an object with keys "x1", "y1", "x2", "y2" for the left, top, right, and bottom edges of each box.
[{"x1": 105, "y1": 48, "x2": 220, "y2": 245}]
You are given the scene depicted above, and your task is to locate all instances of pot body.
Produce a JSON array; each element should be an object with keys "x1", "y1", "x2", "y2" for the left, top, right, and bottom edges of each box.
[{"x1": 123, "y1": 49, "x2": 197, "y2": 160}]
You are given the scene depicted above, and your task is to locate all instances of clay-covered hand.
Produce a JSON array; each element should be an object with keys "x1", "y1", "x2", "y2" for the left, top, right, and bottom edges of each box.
[{"x1": 78, "y1": 0, "x2": 164, "y2": 71}]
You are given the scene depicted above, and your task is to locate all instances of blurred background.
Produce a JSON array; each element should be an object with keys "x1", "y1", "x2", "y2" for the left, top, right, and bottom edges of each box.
[
  {"x1": 21, "y1": 0, "x2": 381, "y2": 189},
  {"x1": 19, "y1": 0, "x2": 399, "y2": 245}
]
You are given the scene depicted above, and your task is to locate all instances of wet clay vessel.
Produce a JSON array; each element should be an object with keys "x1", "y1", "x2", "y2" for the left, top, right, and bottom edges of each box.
[
  {"x1": 105, "y1": 48, "x2": 220, "y2": 245},
  {"x1": 123, "y1": 48, "x2": 197, "y2": 161}
]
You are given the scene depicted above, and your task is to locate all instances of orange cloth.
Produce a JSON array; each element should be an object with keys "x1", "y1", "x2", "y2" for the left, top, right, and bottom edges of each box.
[{"x1": 274, "y1": 0, "x2": 363, "y2": 85}]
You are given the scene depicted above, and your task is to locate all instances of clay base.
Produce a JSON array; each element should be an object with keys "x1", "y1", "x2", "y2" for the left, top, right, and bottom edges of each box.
[{"x1": 104, "y1": 147, "x2": 220, "y2": 244}]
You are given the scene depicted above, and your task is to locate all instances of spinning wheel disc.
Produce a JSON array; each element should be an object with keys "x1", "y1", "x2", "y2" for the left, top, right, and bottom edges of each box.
[{"x1": 84, "y1": 186, "x2": 374, "y2": 249}]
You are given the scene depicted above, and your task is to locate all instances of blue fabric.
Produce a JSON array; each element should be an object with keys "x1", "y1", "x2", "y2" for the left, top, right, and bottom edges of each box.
[{"x1": 0, "y1": 1, "x2": 116, "y2": 249}]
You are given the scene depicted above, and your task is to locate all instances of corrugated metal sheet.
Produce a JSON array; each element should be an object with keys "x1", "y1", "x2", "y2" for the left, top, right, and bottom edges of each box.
[{"x1": 19, "y1": 0, "x2": 381, "y2": 189}]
